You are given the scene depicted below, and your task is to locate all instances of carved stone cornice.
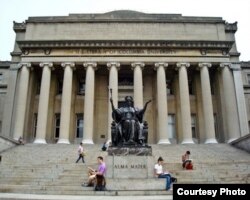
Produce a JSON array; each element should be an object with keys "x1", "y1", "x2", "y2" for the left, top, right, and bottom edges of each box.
[
  {"x1": 16, "y1": 40, "x2": 234, "y2": 51},
  {"x1": 225, "y1": 22, "x2": 237, "y2": 33},
  {"x1": 13, "y1": 22, "x2": 26, "y2": 32},
  {"x1": 241, "y1": 62, "x2": 250, "y2": 68}
]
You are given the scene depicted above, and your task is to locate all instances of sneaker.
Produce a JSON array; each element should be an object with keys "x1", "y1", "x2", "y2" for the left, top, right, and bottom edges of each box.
[{"x1": 81, "y1": 183, "x2": 89, "y2": 187}]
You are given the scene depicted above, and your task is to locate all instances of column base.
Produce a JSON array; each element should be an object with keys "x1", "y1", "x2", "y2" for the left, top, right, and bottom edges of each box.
[
  {"x1": 34, "y1": 138, "x2": 47, "y2": 144},
  {"x1": 227, "y1": 138, "x2": 238, "y2": 143},
  {"x1": 57, "y1": 139, "x2": 70, "y2": 144},
  {"x1": 181, "y1": 138, "x2": 195, "y2": 144},
  {"x1": 82, "y1": 139, "x2": 94, "y2": 144},
  {"x1": 157, "y1": 139, "x2": 171, "y2": 144},
  {"x1": 205, "y1": 138, "x2": 218, "y2": 144}
]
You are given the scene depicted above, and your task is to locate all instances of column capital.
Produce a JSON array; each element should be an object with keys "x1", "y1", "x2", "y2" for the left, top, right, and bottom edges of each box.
[
  {"x1": 154, "y1": 62, "x2": 168, "y2": 70},
  {"x1": 83, "y1": 62, "x2": 97, "y2": 70},
  {"x1": 39, "y1": 62, "x2": 53, "y2": 68},
  {"x1": 61, "y1": 62, "x2": 75, "y2": 69},
  {"x1": 107, "y1": 62, "x2": 120, "y2": 70},
  {"x1": 198, "y1": 63, "x2": 212, "y2": 68},
  {"x1": 176, "y1": 62, "x2": 190, "y2": 68},
  {"x1": 18, "y1": 62, "x2": 32, "y2": 68},
  {"x1": 131, "y1": 62, "x2": 145, "y2": 70},
  {"x1": 220, "y1": 63, "x2": 231, "y2": 68}
]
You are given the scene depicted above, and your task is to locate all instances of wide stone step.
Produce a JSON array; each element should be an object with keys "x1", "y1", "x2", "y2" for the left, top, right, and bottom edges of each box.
[{"x1": 0, "y1": 184, "x2": 171, "y2": 196}]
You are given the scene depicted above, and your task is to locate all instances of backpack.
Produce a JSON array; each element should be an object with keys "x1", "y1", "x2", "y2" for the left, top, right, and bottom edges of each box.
[
  {"x1": 186, "y1": 162, "x2": 193, "y2": 170},
  {"x1": 94, "y1": 175, "x2": 106, "y2": 191}
]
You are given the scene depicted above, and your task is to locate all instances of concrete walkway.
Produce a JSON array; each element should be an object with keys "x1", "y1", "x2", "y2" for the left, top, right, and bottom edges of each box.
[{"x1": 0, "y1": 193, "x2": 172, "y2": 200}]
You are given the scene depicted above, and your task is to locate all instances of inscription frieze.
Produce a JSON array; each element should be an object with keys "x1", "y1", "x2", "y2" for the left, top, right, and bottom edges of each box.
[
  {"x1": 114, "y1": 164, "x2": 147, "y2": 169},
  {"x1": 70, "y1": 48, "x2": 176, "y2": 55}
]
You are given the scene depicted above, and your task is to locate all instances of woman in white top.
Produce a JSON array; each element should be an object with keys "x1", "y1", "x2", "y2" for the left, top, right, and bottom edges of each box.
[{"x1": 154, "y1": 156, "x2": 176, "y2": 190}]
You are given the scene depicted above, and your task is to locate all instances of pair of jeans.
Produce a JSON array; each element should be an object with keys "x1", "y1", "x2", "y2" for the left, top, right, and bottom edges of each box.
[
  {"x1": 158, "y1": 173, "x2": 171, "y2": 190},
  {"x1": 76, "y1": 154, "x2": 85, "y2": 163}
]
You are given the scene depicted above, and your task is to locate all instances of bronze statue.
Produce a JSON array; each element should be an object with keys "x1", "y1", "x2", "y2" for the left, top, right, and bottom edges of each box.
[{"x1": 110, "y1": 92, "x2": 151, "y2": 147}]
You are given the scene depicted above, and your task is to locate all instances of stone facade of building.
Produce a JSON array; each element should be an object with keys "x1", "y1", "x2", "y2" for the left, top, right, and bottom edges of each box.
[{"x1": 0, "y1": 10, "x2": 249, "y2": 144}]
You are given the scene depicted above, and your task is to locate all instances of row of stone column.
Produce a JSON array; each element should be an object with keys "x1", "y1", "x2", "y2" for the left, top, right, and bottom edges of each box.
[{"x1": 12, "y1": 62, "x2": 240, "y2": 144}]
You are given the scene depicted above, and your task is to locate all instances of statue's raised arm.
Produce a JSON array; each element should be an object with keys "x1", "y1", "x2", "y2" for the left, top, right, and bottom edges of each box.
[
  {"x1": 142, "y1": 100, "x2": 152, "y2": 113},
  {"x1": 109, "y1": 88, "x2": 116, "y2": 111},
  {"x1": 110, "y1": 97, "x2": 116, "y2": 111}
]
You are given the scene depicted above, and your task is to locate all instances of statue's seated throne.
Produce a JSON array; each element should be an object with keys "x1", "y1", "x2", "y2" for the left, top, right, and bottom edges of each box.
[{"x1": 111, "y1": 120, "x2": 149, "y2": 147}]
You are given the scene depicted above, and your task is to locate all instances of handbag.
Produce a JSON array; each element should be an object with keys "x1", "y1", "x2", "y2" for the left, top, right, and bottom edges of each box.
[{"x1": 81, "y1": 152, "x2": 86, "y2": 156}]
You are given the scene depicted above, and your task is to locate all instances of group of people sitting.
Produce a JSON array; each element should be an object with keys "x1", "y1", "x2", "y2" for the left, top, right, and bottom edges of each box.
[
  {"x1": 77, "y1": 142, "x2": 193, "y2": 191},
  {"x1": 154, "y1": 151, "x2": 193, "y2": 190}
]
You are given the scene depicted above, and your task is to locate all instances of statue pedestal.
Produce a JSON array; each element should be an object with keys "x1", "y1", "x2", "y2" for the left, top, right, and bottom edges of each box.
[
  {"x1": 106, "y1": 155, "x2": 154, "y2": 179},
  {"x1": 107, "y1": 146, "x2": 153, "y2": 179},
  {"x1": 107, "y1": 146, "x2": 152, "y2": 156}
]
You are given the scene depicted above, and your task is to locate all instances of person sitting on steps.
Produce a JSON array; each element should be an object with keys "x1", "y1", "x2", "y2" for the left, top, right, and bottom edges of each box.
[
  {"x1": 182, "y1": 150, "x2": 193, "y2": 170},
  {"x1": 154, "y1": 156, "x2": 177, "y2": 190},
  {"x1": 82, "y1": 156, "x2": 106, "y2": 189}
]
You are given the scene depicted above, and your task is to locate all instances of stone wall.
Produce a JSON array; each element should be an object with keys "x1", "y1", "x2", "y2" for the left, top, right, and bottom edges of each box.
[{"x1": 231, "y1": 134, "x2": 250, "y2": 153}]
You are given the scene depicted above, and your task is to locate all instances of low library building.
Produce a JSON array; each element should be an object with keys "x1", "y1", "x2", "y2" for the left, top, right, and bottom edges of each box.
[{"x1": 0, "y1": 10, "x2": 249, "y2": 144}]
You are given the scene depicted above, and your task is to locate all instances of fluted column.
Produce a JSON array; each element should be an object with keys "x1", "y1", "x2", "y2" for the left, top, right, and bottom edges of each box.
[
  {"x1": 58, "y1": 62, "x2": 75, "y2": 144},
  {"x1": 131, "y1": 62, "x2": 144, "y2": 108},
  {"x1": 107, "y1": 62, "x2": 120, "y2": 142},
  {"x1": 198, "y1": 63, "x2": 217, "y2": 144},
  {"x1": 220, "y1": 63, "x2": 241, "y2": 142},
  {"x1": 176, "y1": 63, "x2": 194, "y2": 144},
  {"x1": 34, "y1": 63, "x2": 53, "y2": 144},
  {"x1": 82, "y1": 62, "x2": 97, "y2": 144},
  {"x1": 13, "y1": 63, "x2": 31, "y2": 140},
  {"x1": 155, "y1": 63, "x2": 171, "y2": 144}
]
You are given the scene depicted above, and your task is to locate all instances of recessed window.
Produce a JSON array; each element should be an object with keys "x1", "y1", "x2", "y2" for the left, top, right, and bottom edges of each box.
[
  {"x1": 167, "y1": 80, "x2": 174, "y2": 95},
  {"x1": 78, "y1": 79, "x2": 85, "y2": 95},
  {"x1": 54, "y1": 114, "x2": 60, "y2": 138},
  {"x1": 168, "y1": 114, "x2": 176, "y2": 138},
  {"x1": 118, "y1": 76, "x2": 133, "y2": 86},
  {"x1": 191, "y1": 114, "x2": 197, "y2": 138},
  {"x1": 57, "y1": 79, "x2": 63, "y2": 94},
  {"x1": 188, "y1": 80, "x2": 195, "y2": 95},
  {"x1": 76, "y1": 114, "x2": 84, "y2": 138},
  {"x1": 36, "y1": 78, "x2": 41, "y2": 94}
]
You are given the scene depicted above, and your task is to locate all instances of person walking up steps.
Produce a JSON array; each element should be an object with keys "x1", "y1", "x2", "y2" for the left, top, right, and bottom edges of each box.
[{"x1": 76, "y1": 142, "x2": 85, "y2": 163}]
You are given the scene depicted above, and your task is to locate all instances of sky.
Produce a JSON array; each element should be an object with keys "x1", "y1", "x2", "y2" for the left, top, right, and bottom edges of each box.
[{"x1": 0, "y1": 0, "x2": 249, "y2": 61}]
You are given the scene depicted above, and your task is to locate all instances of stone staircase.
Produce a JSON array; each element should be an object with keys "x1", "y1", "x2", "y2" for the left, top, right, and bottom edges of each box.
[{"x1": 0, "y1": 144, "x2": 250, "y2": 196}]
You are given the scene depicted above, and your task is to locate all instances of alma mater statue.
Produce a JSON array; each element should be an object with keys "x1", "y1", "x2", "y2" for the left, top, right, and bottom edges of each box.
[{"x1": 110, "y1": 94, "x2": 151, "y2": 147}]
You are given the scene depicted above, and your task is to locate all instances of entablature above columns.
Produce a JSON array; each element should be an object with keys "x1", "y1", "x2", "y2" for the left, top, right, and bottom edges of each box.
[{"x1": 16, "y1": 40, "x2": 235, "y2": 58}]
